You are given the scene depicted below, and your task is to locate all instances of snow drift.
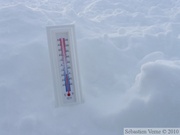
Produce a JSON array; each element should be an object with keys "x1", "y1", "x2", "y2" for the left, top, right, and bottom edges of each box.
[{"x1": 0, "y1": 0, "x2": 180, "y2": 135}]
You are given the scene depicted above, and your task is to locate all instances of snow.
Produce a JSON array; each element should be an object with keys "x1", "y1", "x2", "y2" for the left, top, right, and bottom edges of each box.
[{"x1": 0, "y1": 0, "x2": 180, "y2": 135}]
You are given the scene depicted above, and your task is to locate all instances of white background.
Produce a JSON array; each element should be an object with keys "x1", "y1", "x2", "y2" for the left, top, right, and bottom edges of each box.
[{"x1": 0, "y1": 0, "x2": 180, "y2": 135}]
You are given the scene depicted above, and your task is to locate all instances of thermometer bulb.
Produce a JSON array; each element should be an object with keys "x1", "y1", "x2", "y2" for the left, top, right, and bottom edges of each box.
[{"x1": 67, "y1": 92, "x2": 71, "y2": 96}]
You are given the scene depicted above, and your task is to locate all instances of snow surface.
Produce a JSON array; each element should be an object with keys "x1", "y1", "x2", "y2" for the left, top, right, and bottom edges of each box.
[{"x1": 0, "y1": 0, "x2": 180, "y2": 135}]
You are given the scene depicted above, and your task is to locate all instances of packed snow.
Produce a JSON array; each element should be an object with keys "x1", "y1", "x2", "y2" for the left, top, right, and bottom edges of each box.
[{"x1": 0, "y1": 0, "x2": 180, "y2": 135}]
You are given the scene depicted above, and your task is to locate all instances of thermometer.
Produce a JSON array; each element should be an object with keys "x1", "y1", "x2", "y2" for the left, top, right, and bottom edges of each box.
[{"x1": 47, "y1": 25, "x2": 83, "y2": 106}]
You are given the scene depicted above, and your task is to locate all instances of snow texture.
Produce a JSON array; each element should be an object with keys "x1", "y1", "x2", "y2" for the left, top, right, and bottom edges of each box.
[{"x1": 0, "y1": 0, "x2": 180, "y2": 135}]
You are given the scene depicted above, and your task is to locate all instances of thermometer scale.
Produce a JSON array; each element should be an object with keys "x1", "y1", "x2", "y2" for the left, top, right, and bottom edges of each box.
[{"x1": 47, "y1": 25, "x2": 83, "y2": 106}]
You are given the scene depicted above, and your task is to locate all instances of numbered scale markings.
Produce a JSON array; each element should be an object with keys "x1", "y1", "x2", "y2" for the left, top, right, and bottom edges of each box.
[
  {"x1": 47, "y1": 25, "x2": 83, "y2": 107},
  {"x1": 57, "y1": 37, "x2": 74, "y2": 100}
]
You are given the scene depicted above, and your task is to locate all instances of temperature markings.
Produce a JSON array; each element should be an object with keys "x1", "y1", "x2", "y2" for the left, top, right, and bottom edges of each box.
[
  {"x1": 58, "y1": 38, "x2": 72, "y2": 97},
  {"x1": 47, "y1": 25, "x2": 83, "y2": 106}
]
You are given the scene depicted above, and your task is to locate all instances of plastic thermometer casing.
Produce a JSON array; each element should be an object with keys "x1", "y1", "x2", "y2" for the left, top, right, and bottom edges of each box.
[{"x1": 47, "y1": 25, "x2": 83, "y2": 107}]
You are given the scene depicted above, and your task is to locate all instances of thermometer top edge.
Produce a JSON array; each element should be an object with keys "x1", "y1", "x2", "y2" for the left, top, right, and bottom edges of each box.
[{"x1": 46, "y1": 24, "x2": 75, "y2": 31}]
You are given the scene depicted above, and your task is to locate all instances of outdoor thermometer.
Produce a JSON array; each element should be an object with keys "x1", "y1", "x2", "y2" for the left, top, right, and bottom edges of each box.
[{"x1": 47, "y1": 25, "x2": 83, "y2": 107}]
